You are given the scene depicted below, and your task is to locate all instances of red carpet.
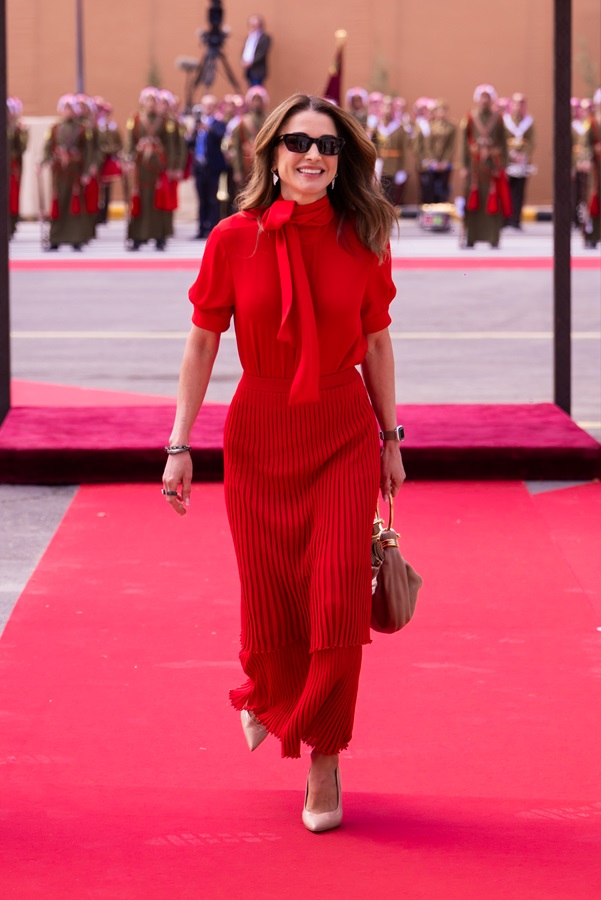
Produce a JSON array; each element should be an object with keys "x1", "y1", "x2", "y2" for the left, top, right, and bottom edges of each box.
[
  {"x1": 2, "y1": 381, "x2": 600, "y2": 482},
  {"x1": 10, "y1": 379, "x2": 175, "y2": 408},
  {"x1": 1, "y1": 481, "x2": 600, "y2": 898}
]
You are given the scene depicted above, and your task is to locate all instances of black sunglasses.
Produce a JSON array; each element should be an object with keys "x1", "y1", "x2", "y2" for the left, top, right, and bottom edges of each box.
[{"x1": 277, "y1": 132, "x2": 345, "y2": 156}]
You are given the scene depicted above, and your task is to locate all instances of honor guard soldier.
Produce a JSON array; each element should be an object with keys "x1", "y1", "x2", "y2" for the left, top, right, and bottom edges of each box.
[
  {"x1": 503, "y1": 93, "x2": 536, "y2": 229},
  {"x1": 366, "y1": 92, "x2": 383, "y2": 140},
  {"x1": 126, "y1": 87, "x2": 171, "y2": 251},
  {"x1": 422, "y1": 99, "x2": 457, "y2": 205},
  {"x1": 345, "y1": 87, "x2": 369, "y2": 129},
  {"x1": 228, "y1": 86, "x2": 269, "y2": 195},
  {"x1": 460, "y1": 84, "x2": 510, "y2": 248},
  {"x1": 7, "y1": 97, "x2": 28, "y2": 238},
  {"x1": 571, "y1": 98, "x2": 593, "y2": 230},
  {"x1": 582, "y1": 88, "x2": 601, "y2": 249},
  {"x1": 75, "y1": 94, "x2": 102, "y2": 244},
  {"x1": 392, "y1": 97, "x2": 414, "y2": 139},
  {"x1": 221, "y1": 93, "x2": 245, "y2": 215},
  {"x1": 41, "y1": 94, "x2": 93, "y2": 251},
  {"x1": 377, "y1": 96, "x2": 407, "y2": 205},
  {"x1": 158, "y1": 89, "x2": 187, "y2": 240},
  {"x1": 412, "y1": 97, "x2": 435, "y2": 204},
  {"x1": 95, "y1": 97, "x2": 123, "y2": 224}
]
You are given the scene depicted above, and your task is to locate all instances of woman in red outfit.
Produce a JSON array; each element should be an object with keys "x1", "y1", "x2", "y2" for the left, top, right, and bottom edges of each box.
[{"x1": 162, "y1": 94, "x2": 405, "y2": 833}]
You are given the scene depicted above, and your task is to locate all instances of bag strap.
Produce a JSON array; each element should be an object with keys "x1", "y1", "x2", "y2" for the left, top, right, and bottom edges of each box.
[{"x1": 375, "y1": 498, "x2": 394, "y2": 532}]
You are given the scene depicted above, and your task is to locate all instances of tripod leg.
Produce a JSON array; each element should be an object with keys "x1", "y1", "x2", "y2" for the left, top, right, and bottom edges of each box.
[
  {"x1": 193, "y1": 52, "x2": 216, "y2": 90},
  {"x1": 218, "y1": 51, "x2": 242, "y2": 93}
]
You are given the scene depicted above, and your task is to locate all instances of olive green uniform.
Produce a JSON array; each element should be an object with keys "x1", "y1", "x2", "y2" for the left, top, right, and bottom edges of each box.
[
  {"x1": 229, "y1": 112, "x2": 267, "y2": 186},
  {"x1": 415, "y1": 118, "x2": 456, "y2": 204},
  {"x1": 572, "y1": 119, "x2": 593, "y2": 230},
  {"x1": 503, "y1": 113, "x2": 535, "y2": 227},
  {"x1": 161, "y1": 116, "x2": 184, "y2": 238},
  {"x1": 461, "y1": 109, "x2": 508, "y2": 247},
  {"x1": 583, "y1": 112, "x2": 601, "y2": 247},
  {"x1": 81, "y1": 120, "x2": 102, "y2": 244},
  {"x1": 98, "y1": 120, "x2": 123, "y2": 223},
  {"x1": 8, "y1": 121, "x2": 28, "y2": 237},
  {"x1": 126, "y1": 111, "x2": 171, "y2": 246},
  {"x1": 42, "y1": 119, "x2": 93, "y2": 248},
  {"x1": 378, "y1": 125, "x2": 407, "y2": 205}
]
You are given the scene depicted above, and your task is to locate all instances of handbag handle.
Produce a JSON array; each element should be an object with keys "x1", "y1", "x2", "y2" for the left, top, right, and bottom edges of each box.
[{"x1": 375, "y1": 497, "x2": 394, "y2": 532}]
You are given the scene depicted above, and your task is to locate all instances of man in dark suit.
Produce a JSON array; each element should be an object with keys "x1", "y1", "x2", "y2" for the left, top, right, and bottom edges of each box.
[
  {"x1": 241, "y1": 15, "x2": 271, "y2": 87},
  {"x1": 189, "y1": 94, "x2": 226, "y2": 239}
]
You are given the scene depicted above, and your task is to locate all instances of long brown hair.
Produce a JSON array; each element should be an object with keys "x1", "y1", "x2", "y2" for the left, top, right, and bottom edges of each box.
[{"x1": 236, "y1": 93, "x2": 398, "y2": 260}]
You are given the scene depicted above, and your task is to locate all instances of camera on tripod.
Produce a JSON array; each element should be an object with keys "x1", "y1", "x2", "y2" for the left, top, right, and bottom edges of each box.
[
  {"x1": 176, "y1": 1, "x2": 240, "y2": 111},
  {"x1": 201, "y1": 1, "x2": 227, "y2": 53},
  {"x1": 195, "y1": 1, "x2": 240, "y2": 92}
]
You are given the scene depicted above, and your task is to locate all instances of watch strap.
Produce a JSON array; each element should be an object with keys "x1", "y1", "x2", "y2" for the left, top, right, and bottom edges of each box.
[{"x1": 379, "y1": 426, "x2": 405, "y2": 442}]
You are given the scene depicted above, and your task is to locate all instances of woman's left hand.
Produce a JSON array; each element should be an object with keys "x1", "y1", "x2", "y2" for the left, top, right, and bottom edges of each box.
[{"x1": 380, "y1": 442, "x2": 406, "y2": 502}]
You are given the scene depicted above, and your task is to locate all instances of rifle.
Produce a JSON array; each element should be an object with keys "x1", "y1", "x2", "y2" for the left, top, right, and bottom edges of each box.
[
  {"x1": 36, "y1": 164, "x2": 50, "y2": 251},
  {"x1": 121, "y1": 163, "x2": 132, "y2": 251}
]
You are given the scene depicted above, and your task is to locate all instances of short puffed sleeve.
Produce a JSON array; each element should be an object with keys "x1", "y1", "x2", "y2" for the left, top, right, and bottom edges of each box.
[
  {"x1": 360, "y1": 248, "x2": 396, "y2": 335},
  {"x1": 188, "y1": 226, "x2": 235, "y2": 332}
]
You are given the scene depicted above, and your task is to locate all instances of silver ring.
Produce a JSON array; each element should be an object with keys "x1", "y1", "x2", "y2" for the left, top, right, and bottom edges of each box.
[{"x1": 161, "y1": 489, "x2": 178, "y2": 496}]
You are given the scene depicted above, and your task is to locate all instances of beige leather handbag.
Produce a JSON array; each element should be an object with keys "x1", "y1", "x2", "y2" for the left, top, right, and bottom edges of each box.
[{"x1": 371, "y1": 501, "x2": 423, "y2": 634}]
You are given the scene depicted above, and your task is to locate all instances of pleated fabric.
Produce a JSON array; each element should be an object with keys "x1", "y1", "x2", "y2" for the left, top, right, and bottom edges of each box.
[{"x1": 225, "y1": 368, "x2": 380, "y2": 758}]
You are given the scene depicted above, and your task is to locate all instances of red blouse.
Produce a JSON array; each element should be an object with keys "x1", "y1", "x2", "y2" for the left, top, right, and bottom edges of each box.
[{"x1": 189, "y1": 194, "x2": 396, "y2": 404}]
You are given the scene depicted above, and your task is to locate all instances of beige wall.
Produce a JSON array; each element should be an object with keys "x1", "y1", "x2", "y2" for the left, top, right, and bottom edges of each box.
[{"x1": 7, "y1": 0, "x2": 601, "y2": 205}]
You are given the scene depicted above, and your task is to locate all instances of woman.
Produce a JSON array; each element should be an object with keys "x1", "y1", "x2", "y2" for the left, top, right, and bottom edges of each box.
[{"x1": 162, "y1": 93, "x2": 405, "y2": 832}]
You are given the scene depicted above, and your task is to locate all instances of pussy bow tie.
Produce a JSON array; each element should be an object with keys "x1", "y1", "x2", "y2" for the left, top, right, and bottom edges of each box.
[{"x1": 261, "y1": 195, "x2": 334, "y2": 404}]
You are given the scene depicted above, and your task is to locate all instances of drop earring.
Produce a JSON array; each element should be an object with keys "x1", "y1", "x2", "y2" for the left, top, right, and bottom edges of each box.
[
  {"x1": 330, "y1": 174, "x2": 337, "y2": 190},
  {"x1": 272, "y1": 170, "x2": 279, "y2": 186}
]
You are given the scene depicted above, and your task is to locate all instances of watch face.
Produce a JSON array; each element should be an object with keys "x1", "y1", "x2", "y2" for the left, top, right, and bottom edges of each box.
[{"x1": 397, "y1": 425, "x2": 405, "y2": 441}]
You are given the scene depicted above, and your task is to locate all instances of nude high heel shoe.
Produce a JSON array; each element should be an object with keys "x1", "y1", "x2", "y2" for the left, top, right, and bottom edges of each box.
[
  {"x1": 302, "y1": 766, "x2": 343, "y2": 833},
  {"x1": 240, "y1": 709, "x2": 269, "y2": 751}
]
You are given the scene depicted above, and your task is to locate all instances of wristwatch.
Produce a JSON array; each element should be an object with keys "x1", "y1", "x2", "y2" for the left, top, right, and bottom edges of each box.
[{"x1": 379, "y1": 425, "x2": 405, "y2": 442}]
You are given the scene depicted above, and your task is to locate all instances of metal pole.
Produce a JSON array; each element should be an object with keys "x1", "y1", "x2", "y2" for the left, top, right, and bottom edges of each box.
[
  {"x1": 0, "y1": 0, "x2": 10, "y2": 425},
  {"x1": 553, "y1": 0, "x2": 572, "y2": 415},
  {"x1": 76, "y1": 0, "x2": 85, "y2": 93}
]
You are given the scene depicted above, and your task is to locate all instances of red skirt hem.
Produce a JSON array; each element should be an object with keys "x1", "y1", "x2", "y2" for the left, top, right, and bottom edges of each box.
[{"x1": 229, "y1": 642, "x2": 363, "y2": 759}]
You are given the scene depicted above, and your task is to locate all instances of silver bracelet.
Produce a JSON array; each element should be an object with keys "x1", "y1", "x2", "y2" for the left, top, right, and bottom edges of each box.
[{"x1": 164, "y1": 444, "x2": 191, "y2": 455}]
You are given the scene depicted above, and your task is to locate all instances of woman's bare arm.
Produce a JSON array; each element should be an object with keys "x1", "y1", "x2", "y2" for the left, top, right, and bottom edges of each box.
[
  {"x1": 162, "y1": 325, "x2": 221, "y2": 515},
  {"x1": 361, "y1": 328, "x2": 406, "y2": 501}
]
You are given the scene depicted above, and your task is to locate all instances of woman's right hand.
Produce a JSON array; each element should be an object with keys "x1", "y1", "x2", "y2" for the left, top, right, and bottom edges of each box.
[
  {"x1": 161, "y1": 326, "x2": 221, "y2": 516},
  {"x1": 162, "y1": 452, "x2": 193, "y2": 516}
]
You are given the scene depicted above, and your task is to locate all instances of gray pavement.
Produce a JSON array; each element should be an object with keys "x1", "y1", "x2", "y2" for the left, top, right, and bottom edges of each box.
[
  {"x1": 2, "y1": 216, "x2": 600, "y2": 635},
  {"x1": 8, "y1": 218, "x2": 601, "y2": 431},
  {"x1": 0, "y1": 485, "x2": 77, "y2": 636}
]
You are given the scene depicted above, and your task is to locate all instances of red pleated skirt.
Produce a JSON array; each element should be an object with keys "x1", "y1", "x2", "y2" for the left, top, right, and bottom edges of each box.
[{"x1": 225, "y1": 368, "x2": 380, "y2": 758}]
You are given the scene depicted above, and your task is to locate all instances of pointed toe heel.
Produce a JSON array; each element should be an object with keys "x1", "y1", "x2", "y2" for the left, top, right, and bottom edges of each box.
[
  {"x1": 240, "y1": 709, "x2": 269, "y2": 751},
  {"x1": 302, "y1": 767, "x2": 343, "y2": 833}
]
